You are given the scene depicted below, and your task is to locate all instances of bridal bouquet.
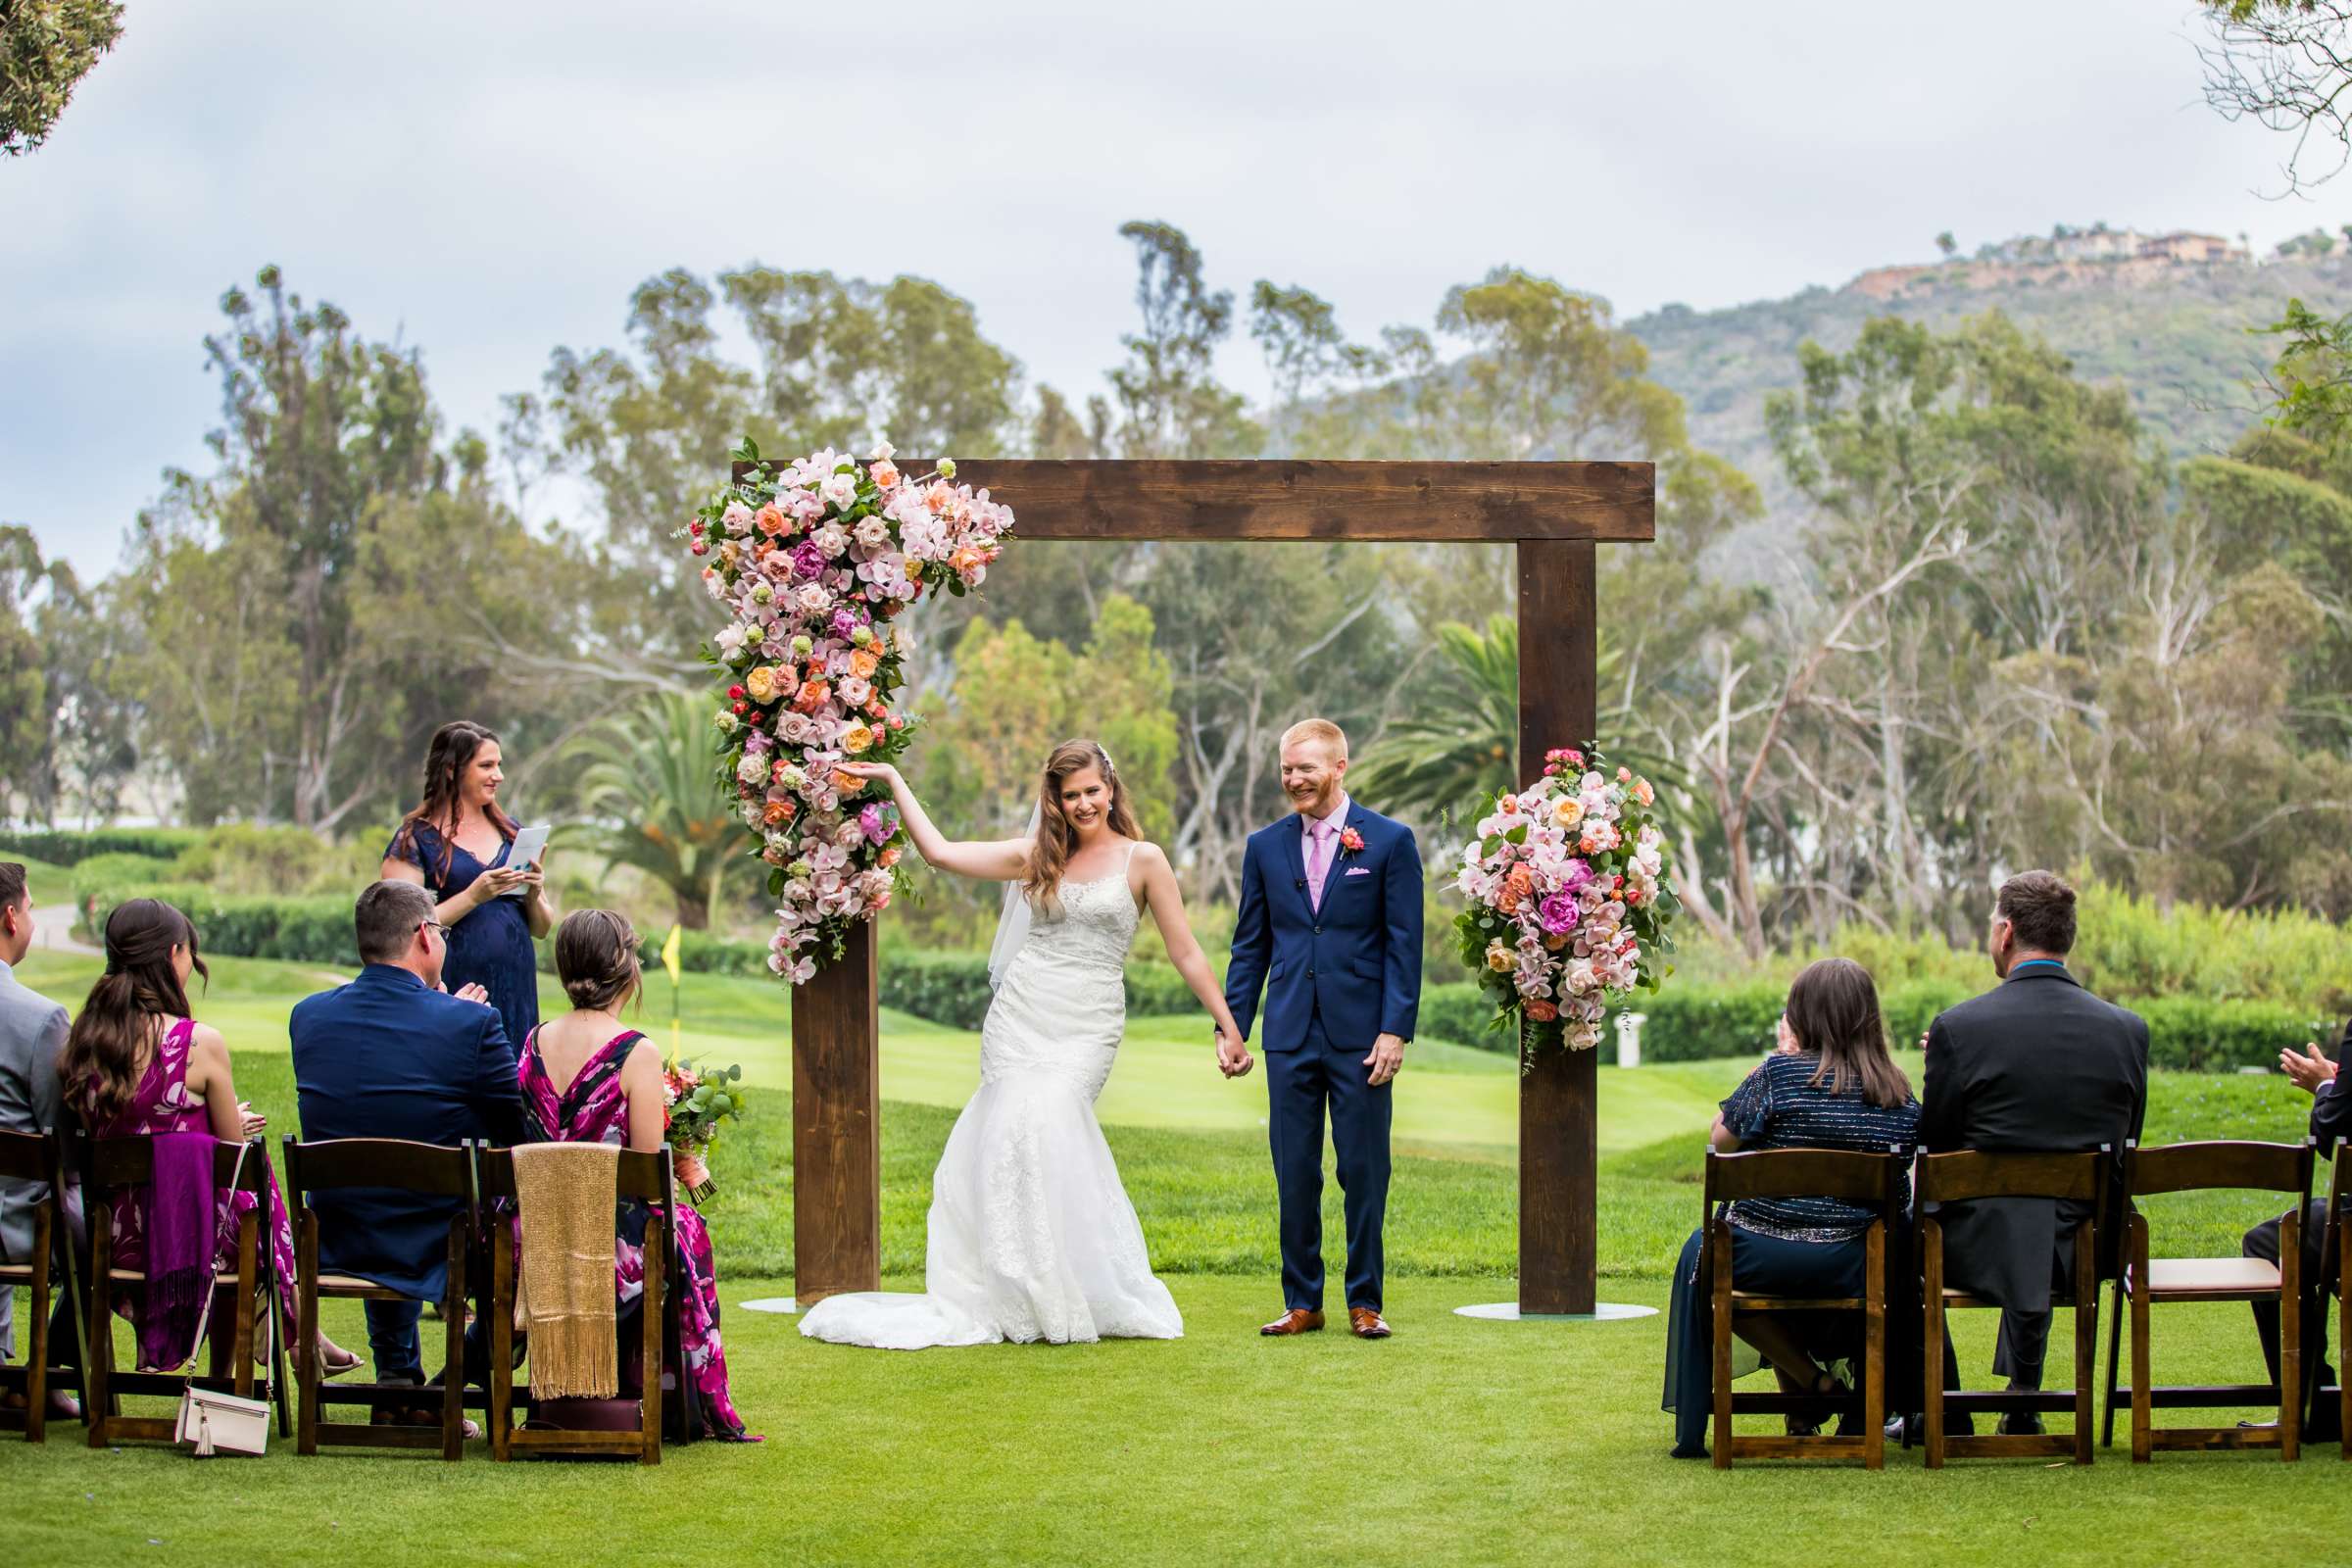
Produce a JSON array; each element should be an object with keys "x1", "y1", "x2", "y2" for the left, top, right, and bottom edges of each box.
[
  {"x1": 662, "y1": 1056, "x2": 746, "y2": 1203},
  {"x1": 1448, "y1": 745, "x2": 1677, "y2": 1054},
  {"x1": 686, "y1": 437, "x2": 1013, "y2": 981}
]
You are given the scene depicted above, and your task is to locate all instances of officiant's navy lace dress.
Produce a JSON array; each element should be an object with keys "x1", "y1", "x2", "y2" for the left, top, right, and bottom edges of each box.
[{"x1": 386, "y1": 822, "x2": 539, "y2": 1049}]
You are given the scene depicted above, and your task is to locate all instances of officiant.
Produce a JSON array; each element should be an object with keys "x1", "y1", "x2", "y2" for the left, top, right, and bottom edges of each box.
[{"x1": 380, "y1": 719, "x2": 554, "y2": 1048}]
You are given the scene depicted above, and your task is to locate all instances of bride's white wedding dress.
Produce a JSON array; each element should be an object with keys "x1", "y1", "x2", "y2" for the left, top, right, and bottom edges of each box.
[{"x1": 799, "y1": 844, "x2": 1184, "y2": 1348}]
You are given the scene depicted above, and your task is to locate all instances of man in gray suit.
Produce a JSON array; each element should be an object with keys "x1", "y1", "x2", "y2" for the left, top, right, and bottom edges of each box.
[{"x1": 0, "y1": 860, "x2": 75, "y2": 1417}]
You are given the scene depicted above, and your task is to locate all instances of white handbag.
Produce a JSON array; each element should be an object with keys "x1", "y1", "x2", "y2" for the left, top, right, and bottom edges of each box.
[
  {"x1": 171, "y1": 1141, "x2": 271, "y2": 1457},
  {"x1": 176, "y1": 1381, "x2": 270, "y2": 1457}
]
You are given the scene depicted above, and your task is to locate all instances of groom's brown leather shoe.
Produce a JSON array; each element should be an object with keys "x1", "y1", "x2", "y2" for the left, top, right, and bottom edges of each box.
[
  {"x1": 1348, "y1": 1307, "x2": 1393, "y2": 1339},
  {"x1": 1259, "y1": 1308, "x2": 1325, "y2": 1336}
]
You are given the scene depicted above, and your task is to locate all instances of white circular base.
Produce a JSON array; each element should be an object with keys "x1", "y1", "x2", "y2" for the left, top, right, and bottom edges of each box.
[
  {"x1": 738, "y1": 1296, "x2": 802, "y2": 1315},
  {"x1": 1453, "y1": 1300, "x2": 1657, "y2": 1322}
]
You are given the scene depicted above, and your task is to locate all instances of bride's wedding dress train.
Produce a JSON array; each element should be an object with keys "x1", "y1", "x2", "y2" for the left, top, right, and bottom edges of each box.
[{"x1": 799, "y1": 848, "x2": 1183, "y2": 1348}]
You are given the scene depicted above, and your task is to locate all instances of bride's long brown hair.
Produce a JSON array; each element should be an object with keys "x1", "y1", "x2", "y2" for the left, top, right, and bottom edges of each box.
[
  {"x1": 1021, "y1": 739, "x2": 1143, "y2": 917},
  {"x1": 59, "y1": 899, "x2": 209, "y2": 1127}
]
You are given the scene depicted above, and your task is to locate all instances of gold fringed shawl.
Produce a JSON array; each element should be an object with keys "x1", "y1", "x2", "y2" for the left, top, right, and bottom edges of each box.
[{"x1": 512, "y1": 1142, "x2": 620, "y2": 1400}]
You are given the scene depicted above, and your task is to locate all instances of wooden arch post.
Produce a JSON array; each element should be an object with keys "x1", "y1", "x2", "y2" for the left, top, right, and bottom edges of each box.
[{"x1": 739, "y1": 458, "x2": 1654, "y2": 1313}]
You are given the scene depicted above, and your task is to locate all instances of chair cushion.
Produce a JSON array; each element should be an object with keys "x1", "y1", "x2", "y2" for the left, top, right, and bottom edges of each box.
[{"x1": 2144, "y1": 1256, "x2": 2280, "y2": 1295}]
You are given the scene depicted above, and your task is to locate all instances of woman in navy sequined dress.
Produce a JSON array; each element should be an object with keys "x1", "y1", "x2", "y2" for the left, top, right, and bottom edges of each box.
[
  {"x1": 380, "y1": 721, "x2": 554, "y2": 1050},
  {"x1": 1660, "y1": 957, "x2": 1920, "y2": 1457}
]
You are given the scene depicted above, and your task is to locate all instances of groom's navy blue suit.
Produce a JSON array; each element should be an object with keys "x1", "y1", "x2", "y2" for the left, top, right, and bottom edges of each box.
[{"x1": 1225, "y1": 798, "x2": 1422, "y2": 1313}]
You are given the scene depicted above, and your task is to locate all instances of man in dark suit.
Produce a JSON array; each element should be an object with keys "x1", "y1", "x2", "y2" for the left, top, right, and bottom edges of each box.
[
  {"x1": 0, "y1": 861, "x2": 78, "y2": 1421},
  {"x1": 2243, "y1": 1017, "x2": 2352, "y2": 1443},
  {"x1": 1224, "y1": 717, "x2": 1422, "y2": 1341},
  {"x1": 291, "y1": 880, "x2": 524, "y2": 1411},
  {"x1": 1913, "y1": 869, "x2": 2148, "y2": 1436}
]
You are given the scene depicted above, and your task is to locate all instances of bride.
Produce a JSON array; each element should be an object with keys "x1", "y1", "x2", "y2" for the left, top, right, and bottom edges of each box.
[{"x1": 799, "y1": 739, "x2": 1252, "y2": 1349}]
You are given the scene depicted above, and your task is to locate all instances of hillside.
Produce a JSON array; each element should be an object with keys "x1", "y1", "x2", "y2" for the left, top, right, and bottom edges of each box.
[{"x1": 1625, "y1": 249, "x2": 2352, "y2": 557}]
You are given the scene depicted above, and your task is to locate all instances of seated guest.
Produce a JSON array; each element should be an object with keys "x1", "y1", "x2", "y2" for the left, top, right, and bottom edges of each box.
[
  {"x1": 2246, "y1": 1017, "x2": 2352, "y2": 1444},
  {"x1": 1662, "y1": 957, "x2": 1920, "y2": 1458},
  {"x1": 519, "y1": 908, "x2": 753, "y2": 1441},
  {"x1": 290, "y1": 880, "x2": 524, "y2": 1424},
  {"x1": 0, "y1": 861, "x2": 78, "y2": 1419},
  {"x1": 61, "y1": 899, "x2": 356, "y2": 1374},
  {"x1": 1912, "y1": 869, "x2": 2147, "y2": 1438}
]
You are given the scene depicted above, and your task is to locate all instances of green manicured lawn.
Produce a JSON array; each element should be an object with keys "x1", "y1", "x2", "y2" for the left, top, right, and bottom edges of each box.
[
  {"x1": 4, "y1": 951, "x2": 2341, "y2": 1565},
  {"x1": 14, "y1": 856, "x2": 70, "y2": 909},
  {"x1": 5, "y1": 1272, "x2": 2348, "y2": 1566}
]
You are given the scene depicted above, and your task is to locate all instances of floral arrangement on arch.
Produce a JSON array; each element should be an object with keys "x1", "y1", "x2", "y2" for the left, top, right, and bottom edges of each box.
[
  {"x1": 1448, "y1": 744, "x2": 1677, "y2": 1054},
  {"x1": 686, "y1": 437, "x2": 1013, "y2": 981}
]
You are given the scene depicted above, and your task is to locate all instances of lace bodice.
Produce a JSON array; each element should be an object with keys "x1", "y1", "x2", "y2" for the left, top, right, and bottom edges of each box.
[{"x1": 1015, "y1": 861, "x2": 1143, "y2": 977}]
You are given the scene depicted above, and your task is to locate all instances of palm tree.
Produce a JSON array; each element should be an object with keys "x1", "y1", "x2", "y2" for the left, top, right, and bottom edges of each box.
[
  {"x1": 1351, "y1": 614, "x2": 1681, "y2": 831},
  {"x1": 570, "y1": 692, "x2": 745, "y2": 929},
  {"x1": 1350, "y1": 616, "x2": 1523, "y2": 828}
]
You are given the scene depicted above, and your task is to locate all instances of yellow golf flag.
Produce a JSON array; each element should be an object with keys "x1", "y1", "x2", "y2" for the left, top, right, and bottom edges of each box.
[{"x1": 661, "y1": 923, "x2": 683, "y2": 988}]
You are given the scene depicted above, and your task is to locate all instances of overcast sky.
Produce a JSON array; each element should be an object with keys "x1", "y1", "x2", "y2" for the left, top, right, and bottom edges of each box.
[{"x1": 0, "y1": 0, "x2": 2329, "y2": 578}]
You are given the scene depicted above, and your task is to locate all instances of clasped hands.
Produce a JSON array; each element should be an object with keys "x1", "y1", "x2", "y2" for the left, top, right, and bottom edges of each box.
[
  {"x1": 2281, "y1": 1038, "x2": 2338, "y2": 1095},
  {"x1": 1214, "y1": 1029, "x2": 1406, "y2": 1086}
]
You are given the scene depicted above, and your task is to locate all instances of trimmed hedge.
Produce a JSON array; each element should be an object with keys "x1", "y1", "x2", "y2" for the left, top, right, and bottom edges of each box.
[
  {"x1": 2137, "y1": 996, "x2": 2328, "y2": 1073},
  {"x1": 2, "y1": 827, "x2": 203, "y2": 866},
  {"x1": 55, "y1": 843, "x2": 2344, "y2": 1077},
  {"x1": 74, "y1": 879, "x2": 356, "y2": 964},
  {"x1": 1419, "y1": 974, "x2": 2330, "y2": 1074},
  {"x1": 877, "y1": 950, "x2": 1201, "y2": 1030}
]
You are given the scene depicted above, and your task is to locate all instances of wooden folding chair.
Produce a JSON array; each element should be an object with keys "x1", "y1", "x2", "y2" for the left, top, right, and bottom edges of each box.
[
  {"x1": 0, "y1": 1128, "x2": 80, "y2": 1442},
  {"x1": 78, "y1": 1133, "x2": 290, "y2": 1447},
  {"x1": 1702, "y1": 1146, "x2": 1899, "y2": 1469},
  {"x1": 1918, "y1": 1149, "x2": 2107, "y2": 1466},
  {"x1": 282, "y1": 1136, "x2": 475, "y2": 1460},
  {"x1": 475, "y1": 1142, "x2": 672, "y2": 1465},
  {"x1": 2113, "y1": 1138, "x2": 2314, "y2": 1462}
]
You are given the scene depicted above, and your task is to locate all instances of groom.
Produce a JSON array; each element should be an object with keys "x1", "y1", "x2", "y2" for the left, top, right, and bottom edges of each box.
[{"x1": 1223, "y1": 718, "x2": 1422, "y2": 1340}]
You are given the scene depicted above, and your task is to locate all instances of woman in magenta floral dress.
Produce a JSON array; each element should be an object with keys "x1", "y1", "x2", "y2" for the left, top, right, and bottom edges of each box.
[
  {"x1": 61, "y1": 899, "x2": 358, "y2": 1374},
  {"x1": 517, "y1": 909, "x2": 753, "y2": 1441}
]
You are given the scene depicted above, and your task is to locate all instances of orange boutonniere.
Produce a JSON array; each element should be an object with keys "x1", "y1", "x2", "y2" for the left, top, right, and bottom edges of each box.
[{"x1": 1339, "y1": 827, "x2": 1365, "y2": 857}]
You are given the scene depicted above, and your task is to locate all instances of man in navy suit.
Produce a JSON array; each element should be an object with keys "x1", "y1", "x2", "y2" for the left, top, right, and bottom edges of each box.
[
  {"x1": 1224, "y1": 718, "x2": 1422, "y2": 1340},
  {"x1": 291, "y1": 880, "x2": 524, "y2": 1409}
]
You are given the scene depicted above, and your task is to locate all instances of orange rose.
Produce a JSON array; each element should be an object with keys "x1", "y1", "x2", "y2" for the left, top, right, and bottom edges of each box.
[
  {"x1": 1495, "y1": 864, "x2": 1536, "y2": 914},
  {"x1": 849, "y1": 648, "x2": 881, "y2": 679},
  {"x1": 878, "y1": 846, "x2": 901, "y2": 869},
  {"x1": 794, "y1": 679, "x2": 832, "y2": 713},
  {"x1": 1525, "y1": 1000, "x2": 1559, "y2": 1022},
  {"x1": 756, "y1": 504, "x2": 788, "y2": 537},
  {"x1": 762, "y1": 799, "x2": 796, "y2": 826},
  {"x1": 830, "y1": 768, "x2": 863, "y2": 794}
]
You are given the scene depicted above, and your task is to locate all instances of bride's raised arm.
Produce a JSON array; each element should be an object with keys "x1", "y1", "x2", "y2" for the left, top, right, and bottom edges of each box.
[
  {"x1": 1131, "y1": 842, "x2": 1251, "y2": 1076},
  {"x1": 837, "y1": 761, "x2": 1031, "y2": 882}
]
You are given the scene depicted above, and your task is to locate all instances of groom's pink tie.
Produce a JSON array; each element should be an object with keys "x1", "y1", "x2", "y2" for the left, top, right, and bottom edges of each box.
[{"x1": 1306, "y1": 818, "x2": 1334, "y2": 911}]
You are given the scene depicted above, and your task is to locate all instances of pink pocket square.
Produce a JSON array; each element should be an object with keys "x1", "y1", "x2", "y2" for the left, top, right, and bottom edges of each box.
[{"x1": 1344, "y1": 866, "x2": 1372, "y2": 877}]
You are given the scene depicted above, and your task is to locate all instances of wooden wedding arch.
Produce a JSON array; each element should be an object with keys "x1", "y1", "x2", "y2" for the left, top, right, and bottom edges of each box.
[{"x1": 737, "y1": 457, "x2": 1656, "y2": 1316}]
